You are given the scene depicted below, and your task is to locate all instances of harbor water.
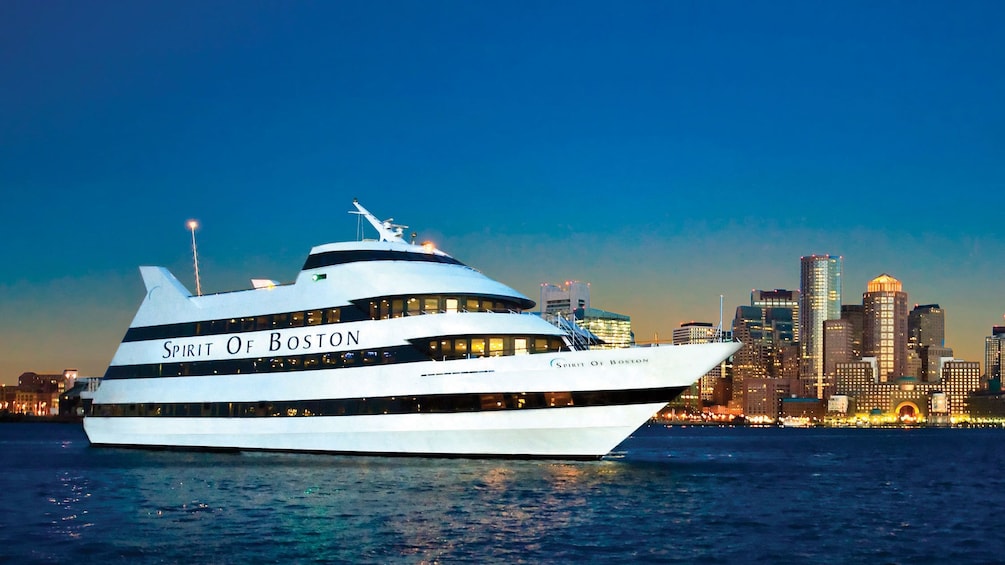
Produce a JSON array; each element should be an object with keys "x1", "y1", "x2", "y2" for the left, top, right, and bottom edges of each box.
[{"x1": 2, "y1": 422, "x2": 1003, "y2": 563}]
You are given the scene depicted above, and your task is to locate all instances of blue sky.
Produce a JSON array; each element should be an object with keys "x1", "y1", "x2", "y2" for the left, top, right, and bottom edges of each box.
[{"x1": 1, "y1": 1, "x2": 1002, "y2": 383}]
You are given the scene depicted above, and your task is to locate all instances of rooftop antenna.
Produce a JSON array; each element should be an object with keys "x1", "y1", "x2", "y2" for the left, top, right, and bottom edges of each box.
[{"x1": 187, "y1": 219, "x2": 202, "y2": 296}]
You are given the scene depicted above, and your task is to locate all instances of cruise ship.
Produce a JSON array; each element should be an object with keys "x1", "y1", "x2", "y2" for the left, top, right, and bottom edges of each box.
[{"x1": 84, "y1": 201, "x2": 740, "y2": 459}]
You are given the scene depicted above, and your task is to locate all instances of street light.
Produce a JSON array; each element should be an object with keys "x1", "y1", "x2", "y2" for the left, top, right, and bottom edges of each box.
[{"x1": 187, "y1": 220, "x2": 202, "y2": 296}]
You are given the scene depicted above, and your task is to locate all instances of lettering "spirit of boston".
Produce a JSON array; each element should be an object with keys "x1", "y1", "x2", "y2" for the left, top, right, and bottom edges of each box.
[{"x1": 162, "y1": 330, "x2": 361, "y2": 359}]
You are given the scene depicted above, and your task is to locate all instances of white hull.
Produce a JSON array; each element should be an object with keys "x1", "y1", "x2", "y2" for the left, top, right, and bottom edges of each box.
[
  {"x1": 84, "y1": 403, "x2": 667, "y2": 459},
  {"x1": 85, "y1": 343, "x2": 739, "y2": 458}
]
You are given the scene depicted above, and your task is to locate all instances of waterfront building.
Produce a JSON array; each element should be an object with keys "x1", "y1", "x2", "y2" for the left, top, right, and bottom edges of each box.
[
  {"x1": 942, "y1": 361, "x2": 982, "y2": 417},
  {"x1": 831, "y1": 357, "x2": 981, "y2": 422},
  {"x1": 862, "y1": 274, "x2": 909, "y2": 383},
  {"x1": 1, "y1": 370, "x2": 75, "y2": 416},
  {"x1": 986, "y1": 326, "x2": 1005, "y2": 390},
  {"x1": 573, "y1": 307, "x2": 633, "y2": 349},
  {"x1": 742, "y1": 377, "x2": 800, "y2": 420},
  {"x1": 835, "y1": 358, "x2": 878, "y2": 395},
  {"x1": 539, "y1": 281, "x2": 590, "y2": 315},
  {"x1": 799, "y1": 255, "x2": 842, "y2": 398},
  {"x1": 919, "y1": 346, "x2": 954, "y2": 383}
]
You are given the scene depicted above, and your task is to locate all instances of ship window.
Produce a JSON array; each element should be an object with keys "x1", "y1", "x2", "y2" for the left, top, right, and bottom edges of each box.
[
  {"x1": 342, "y1": 352, "x2": 357, "y2": 365},
  {"x1": 380, "y1": 299, "x2": 391, "y2": 320},
  {"x1": 445, "y1": 298, "x2": 458, "y2": 313},
  {"x1": 306, "y1": 310, "x2": 322, "y2": 326},
  {"x1": 255, "y1": 316, "x2": 271, "y2": 330},
  {"x1": 270, "y1": 357, "x2": 285, "y2": 370},
  {"x1": 514, "y1": 338, "x2": 529, "y2": 355},
  {"x1": 480, "y1": 394, "x2": 505, "y2": 410},
  {"x1": 440, "y1": 340, "x2": 453, "y2": 356},
  {"x1": 391, "y1": 299, "x2": 404, "y2": 318},
  {"x1": 322, "y1": 353, "x2": 339, "y2": 367},
  {"x1": 489, "y1": 338, "x2": 504, "y2": 357},
  {"x1": 241, "y1": 317, "x2": 255, "y2": 331},
  {"x1": 290, "y1": 312, "x2": 305, "y2": 327},
  {"x1": 465, "y1": 298, "x2": 479, "y2": 312},
  {"x1": 273, "y1": 313, "x2": 290, "y2": 328},
  {"x1": 363, "y1": 351, "x2": 378, "y2": 363},
  {"x1": 423, "y1": 297, "x2": 439, "y2": 314},
  {"x1": 303, "y1": 355, "x2": 320, "y2": 369},
  {"x1": 226, "y1": 318, "x2": 240, "y2": 332},
  {"x1": 546, "y1": 392, "x2": 574, "y2": 407},
  {"x1": 407, "y1": 297, "x2": 420, "y2": 316},
  {"x1": 470, "y1": 338, "x2": 486, "y2": 357},
  {"x1": 455, "y1": 339, "x2": 468, "y2": 356},
  {"x1": 326, "y1": 308, "x2": 341, "y2": 324},
  {"x1": 534, "y1": 338, "x2": 549, "y2": 353}
]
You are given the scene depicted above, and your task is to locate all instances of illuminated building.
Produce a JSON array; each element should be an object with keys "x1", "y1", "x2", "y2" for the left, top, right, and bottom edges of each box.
[
  {"x1": 799, "y1": 254, "x2": 842, "y2": 398},
  {"x1": 832, "y1": 357, "x2": 981, "y2": 421},
  {"x1": 573, "y1": 307, "x2": 633, "y2": 349},
  {"x1": 840, "y1": 304, "x2": 864, "y2": 359},
  {"x1": 919, "y1": 346, "x2": 954, "y2": 383},
  {"x1": 752, "y1": 289, "x2": 800, "y2": 343},
  {"x1": 672, "y1": 321, "x2": 722, "y2": 405},
  {"x1": 743, "y1": 377, "x2": 800, "y2": 420},
  {"x1": 731, "y1": 306, "x2": 768, "y2": 408},
  {"x1": 909, "y1": 304, "x2": 945, "y2": 347},
  {"x1": 908, "y1": 305, "x2": 949, "y2": 381},
  {"x1": 862, "y1": 274, "x2": 908, "y2": 383},
  {"x1": 942, "y1": 361, "x2": 981, "y2": 417},
  {"x1": 823, "y1": 319, "x2": 853, "y2": 397},
  {"x1": 539, "y1": 281, "x2": 590, "y2": 315},
  {"x1": 986, "y1": 326, "x2": 1005, "y2": 390}
]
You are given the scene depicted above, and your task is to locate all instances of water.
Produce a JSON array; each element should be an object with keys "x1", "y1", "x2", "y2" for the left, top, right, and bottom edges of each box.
[{"x1": 2, "y1": 423, "x2": 1003, "y2": 564}]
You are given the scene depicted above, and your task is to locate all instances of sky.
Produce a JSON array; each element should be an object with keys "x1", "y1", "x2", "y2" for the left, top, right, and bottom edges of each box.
[{"x1": 1, "y1": 1, "x2": 1003, "y2": 384}]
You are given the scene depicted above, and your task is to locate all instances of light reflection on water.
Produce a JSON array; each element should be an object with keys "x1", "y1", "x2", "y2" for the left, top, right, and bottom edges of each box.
[{"x1": 3, "y1": 423, "x2": 1005, "y2": 563}]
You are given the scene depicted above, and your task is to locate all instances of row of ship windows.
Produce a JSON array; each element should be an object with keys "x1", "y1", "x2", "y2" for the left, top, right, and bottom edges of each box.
[
  {"x1": 88, "y1": 387, "x2": 683, "y2": 418},
  {"x1": 104, "y1": 335, "x2": 568, "y2": 379},
  {"x1": 123, "y1": 294, "x2": 526, "y2": 342},
  {"x1": 91, "y1": 392, "x2": 574, "y2": 418},
  {"x1": 421, "y1": 336, "x2": 567, "y2": 360}
]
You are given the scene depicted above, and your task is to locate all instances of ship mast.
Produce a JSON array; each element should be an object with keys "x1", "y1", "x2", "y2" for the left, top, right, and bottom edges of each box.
[{"x1": 350, "y1": 199, "x2": 408, "y2": 242}]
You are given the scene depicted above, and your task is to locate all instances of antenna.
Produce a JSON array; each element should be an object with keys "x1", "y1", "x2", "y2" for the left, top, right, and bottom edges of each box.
[
  {"x1": 718, "y1": 294, "x2": 724, "y2": 342},
  {"x1": 187, "y1": 220, "x2": 202, "y2": 296}
]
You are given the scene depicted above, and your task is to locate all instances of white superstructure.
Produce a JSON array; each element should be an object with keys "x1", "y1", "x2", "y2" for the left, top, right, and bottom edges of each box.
[{"x1": 84, "y1": 201, "x2": 740, "y2": 459}]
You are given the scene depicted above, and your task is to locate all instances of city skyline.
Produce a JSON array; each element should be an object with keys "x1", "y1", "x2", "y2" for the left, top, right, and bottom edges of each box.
[{"x1": 2, "y1": 2, "x2": 1003, "y2": 384}]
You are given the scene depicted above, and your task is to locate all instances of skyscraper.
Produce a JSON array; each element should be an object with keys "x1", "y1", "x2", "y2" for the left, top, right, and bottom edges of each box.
[
  {"x1": 862, "y1": 274, "x2": 909, "y2": 382},
  {"x1": 799, "y1": 255, "x2": 842, "y2": 398},
  {"x1": 986, "y1": 325, "x2": 1005, "y2": 390},
  {"x1": 908, "y1": 304, "x2": 945, "y2": 348},
  {"x1": 823, "y1": 319, "x2": 853, "y2": 380},
  {"x1": 752, "y1": 289, "x2": 800, "y2": 344},
  {"x1": 840, "y1": 304, "x2": 865, "y2": 359}
]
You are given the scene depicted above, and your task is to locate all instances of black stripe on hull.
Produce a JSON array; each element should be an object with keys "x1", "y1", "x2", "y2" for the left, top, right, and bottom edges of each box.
[
  {"x1": 85, "y1": 443, "x2": 605, "y2": 461},
  {"x1": 89, "y1": 386, "x2": 689, "y2": 418}
]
